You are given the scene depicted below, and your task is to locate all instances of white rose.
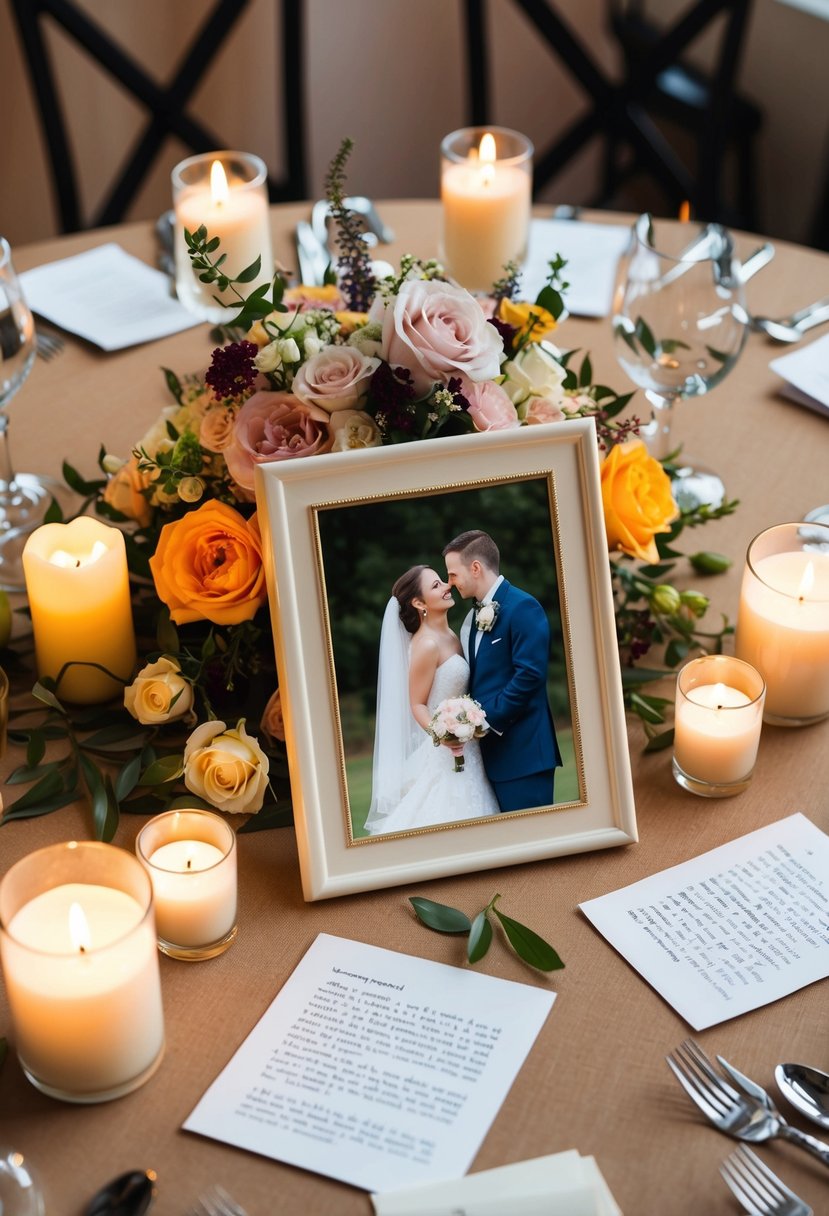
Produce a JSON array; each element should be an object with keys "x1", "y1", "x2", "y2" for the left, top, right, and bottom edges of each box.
[
  {"x1": 502, "y1": 341, "x2": 566, "y2": 407},
  {"x1": 254, "y1": 341, "x2": 282, "y2": 373},
  {"x1": 329, "y1": 410, "x2": 383, "y2": 451},
  {"x1": 292, "y1": 346, "x2": 380, "y2": 414},
  {"x1": 183, "y1": 718, "x2": 270, "y2": 815},
  {"x1": 124, "y1": 656, "x2": 194, "y2": 725},
  {"x1": 303, "y1": 333, "x2": 323, "y2": 358},
  {"x1": 277, "y1": 337, "x2": 301, "y2": 364}
]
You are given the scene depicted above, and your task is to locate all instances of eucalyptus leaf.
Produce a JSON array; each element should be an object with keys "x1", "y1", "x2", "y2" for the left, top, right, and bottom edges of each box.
[
  {"x1": 32, "y1": 681, "x2": 66, "y2": 714},
  {"x1": 2, "y1": 769, "x2": 70, "y2": 818},
  {"x1": 492, "y1": 907, "x2": 564, "y2": 971},
  {"x1": 6, "y1": 759, "x2": 65, "y2": 786},
  {"x1": 80, "y1": 754, "x2": 119, "y2": 842},
  {"x1": 467, "y1": 910, "x2": 493, "y2": 963},
  {"x1": 26, "y1": 731, "x2": 46, "y2": 768},
  {"x1": 139, "y1": 754, "x2": 184, "y2": 786},
  {"x1": 634, "y1": 316, "x2": 657, "y2": 358},
  {"x1": 44, "y1": 497, "x2": 63, "y2": 524},
  {"x1": 630, "y1": 692, "x2": 667, "y2": 725},
  {"x1": 239, "y1": 800, "x2": 295, "y2": 832},
  {"x1": 644, "y1": 727, "x2": 675, "y2": 752},
  {"x1": 2, "y1": 791, "x2": 81, "y2": 822},
  {"x1": 115, "y1": 751, "x2": 145, "y2": 803},
  {"x1": 81, "y1": 723, "x2": 152, "y2": 752},
  {"x1": 409, "y1": 897, "x2": 472, "y2": 934}
]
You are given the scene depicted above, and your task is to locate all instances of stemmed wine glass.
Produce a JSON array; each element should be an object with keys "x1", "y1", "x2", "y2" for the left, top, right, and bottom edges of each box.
[
  {"x1": 0, "y1": 238, "x2": 72, "y2": 590},
  {"x1": 611, "y1": 214, "x2": 747, "y2": 508}
]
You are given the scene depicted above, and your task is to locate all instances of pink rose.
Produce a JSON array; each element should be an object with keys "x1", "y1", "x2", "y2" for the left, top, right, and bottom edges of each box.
[
  {"x1": 292, "y1": 346, "x2": 380, "y2": 413},
  {"x1": 378, "y1": 280, "x2": 503, "y2": 397},
  {"x1": 224, "y1": 391, "x2": 333, "y2": 492},
  {"x1": 199, "y1": 406, "x2": 237, "y2": 452},
  {"x1": 526, "y1": 397, "x2": 566, "y2": 426},
  {"x1": 458, "y1": 376, "x2": 519, "y2": 431}
]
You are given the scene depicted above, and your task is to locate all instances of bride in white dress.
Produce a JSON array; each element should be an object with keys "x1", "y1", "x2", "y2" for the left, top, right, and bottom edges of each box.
[{"x1": 363, "y1": 565, "x2": 499, "y2": 836}]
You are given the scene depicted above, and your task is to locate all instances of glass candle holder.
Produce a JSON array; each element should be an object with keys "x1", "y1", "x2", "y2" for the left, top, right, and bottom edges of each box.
[
  {"x1": 136, "y1": 809, "x2": 237, "y2": 961},
  {"x1": 0, "y1": 842, "x2": 165, "y2": 1103},
  {"x1": 172, "y1": 150, "x2": 273, "y2": 322},
  {"x1": 673, "y1": 655, "x2": 765, "y2": 797},
  {"x1": 735, "y1": 521, "x2": 829, "y2": 726},
  {"x1": 440, "y1": 126, "x2": 533, "y2": 293}
]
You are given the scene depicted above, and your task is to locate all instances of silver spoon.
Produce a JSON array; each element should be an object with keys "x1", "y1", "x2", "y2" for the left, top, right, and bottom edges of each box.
[
  {"x1": 85, "y1": 1169, "x2": 156, "y2": 1215},
  {"x1": 775, "y1": 1064, "x2": 829, "y2": 1131},
  {"x1": 749, "y1": 295, "x2": 829, "y2": 343}
]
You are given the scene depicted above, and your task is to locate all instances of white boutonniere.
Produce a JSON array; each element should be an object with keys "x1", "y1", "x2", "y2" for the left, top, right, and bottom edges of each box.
[{"x1": 475, "y1": 601, "x2": 499, "y2": 633}]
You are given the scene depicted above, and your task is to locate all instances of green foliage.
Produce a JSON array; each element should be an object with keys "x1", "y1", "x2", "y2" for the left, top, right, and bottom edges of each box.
[{"x1": 410, "y1": 893, "x2": 564, "y2": 973}]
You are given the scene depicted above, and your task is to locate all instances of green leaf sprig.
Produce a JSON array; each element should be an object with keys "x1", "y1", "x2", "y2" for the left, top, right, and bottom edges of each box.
[{"x1": 410, "y1": 893, "x2": 564, "y2": 973}]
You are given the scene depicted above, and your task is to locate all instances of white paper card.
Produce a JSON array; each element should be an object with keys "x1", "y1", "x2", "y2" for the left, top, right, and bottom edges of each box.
[
  {"x1": 371, "y1": 1149, "x2": 622, "y2": 1215},
  {"x1": 580, "y1": 813, "x2": 829, "y2": 1030},
  {"x1": 770, "y1": 333, "x2": 829, "y2": 418},
  {"x1": 20, "y1": 244, "x2": 201, "y2": 350},
  {"x1": 184, "y1": 933, "x2": 555, "y2": 1192},
  {"x1": 522, "y1": 220, "x2": 631, "y2": 317}
]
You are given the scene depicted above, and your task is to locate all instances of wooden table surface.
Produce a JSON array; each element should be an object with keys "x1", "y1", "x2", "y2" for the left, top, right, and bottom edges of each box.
[{"x1": 2, "y1": 203, "x2": 828, "y2": 1215}]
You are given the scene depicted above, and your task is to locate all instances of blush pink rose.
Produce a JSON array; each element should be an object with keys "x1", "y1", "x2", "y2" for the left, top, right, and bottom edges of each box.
[
  {"x1": 526, "y1": 397, "x2": 566, "y2": 425},
  {"x1": 458, "y1": 376, "x2": 520, "y2": 431},
  {"x1": 224, "y1": 391, "x2": 333, "y2": 493},
  {"x1": 378, "y1": 279, "x2": 503, "y2": 397},
  {"x1": 292, "y1": 346, "x2": 380, "y2": 413}
]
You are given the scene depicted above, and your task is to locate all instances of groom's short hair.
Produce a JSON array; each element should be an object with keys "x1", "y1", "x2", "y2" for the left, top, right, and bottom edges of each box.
[{"x1": 442, "y1": 530, "x2": 500, "y2": 573}]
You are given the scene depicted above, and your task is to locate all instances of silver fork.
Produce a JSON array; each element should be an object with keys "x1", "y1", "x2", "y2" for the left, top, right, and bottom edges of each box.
[
  {"x1": 35, "y1": 329, "x2": 64, "y2": 361},
  {"x1": 666, "y1": 1039, "x2": 829, "y2": 1168},
  {"x1": 189, "y1": 1183, "x2": 249, "y2": 1216},
  {"x1": 720, "y1": 1145, "x2": 813, "y2": 1216}
]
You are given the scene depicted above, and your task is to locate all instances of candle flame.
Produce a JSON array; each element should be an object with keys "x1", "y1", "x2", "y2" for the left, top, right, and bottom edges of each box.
[
  {"x1": 798, "y1": 560, "x2": 815, "y2": 602},
  {"x1": 49, "y1": 540, "x2": 108, "y2": 569},
  {"x1": 210, "y1": 160, "x2": 229, "y2": 206},
  {"x1": 479, "y1": 132, "x2": 496, "y2": 188},
  {"x1": 713, "y1": 682, "x2": 727, "y2": 710},
  {"x1": 679, "y1": 200, "x2": 691, "y2": 223},
  {"x1": 69, "y1": 901, "x2": 91, "y2": 953}
]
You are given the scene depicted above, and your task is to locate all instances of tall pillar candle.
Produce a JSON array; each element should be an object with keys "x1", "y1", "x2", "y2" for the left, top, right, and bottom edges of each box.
[
  {"x1": 735, "y1": 521, "x2": 829, "y2": 725},
  {"x1": 0, "y1": 842, "x2": 165, "y2": 1103},
  {"x1": 172, "y1": 151, "x2": 273, "y2": 322},
  {"x1": 440, "y1": 127, "x2": 533, "y2": 293},
  {"x1": 673, "y1": 655, "x2": 765, "y2": 797},
  {"x1": 22, "y1": 517, "x2": 136, "y2": 704}
]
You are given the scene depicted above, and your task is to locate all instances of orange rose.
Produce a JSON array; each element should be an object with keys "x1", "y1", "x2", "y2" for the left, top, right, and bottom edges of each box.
[
  {"x1": 149, "y1": 501, "x2": 267, "y2": 626},
  {"x1": 102, "y1": 456, "x2": 153, "y2": 528},
  {"x1": 498, "y1": 298, "x2": 558, "y2": 342},
  {"x1": 601, "y1": 439, "x2": 678, "y2": 563}
]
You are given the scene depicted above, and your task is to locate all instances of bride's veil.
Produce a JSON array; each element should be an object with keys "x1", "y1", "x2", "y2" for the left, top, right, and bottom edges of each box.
[{"x1": 364, "y1": 596, "x2": 422, "y2": 832}]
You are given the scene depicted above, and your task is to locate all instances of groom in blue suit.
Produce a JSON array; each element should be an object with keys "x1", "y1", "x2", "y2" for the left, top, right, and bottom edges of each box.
[{"x1": 443, "y1": 529, "x2": 562, "y2": 812}]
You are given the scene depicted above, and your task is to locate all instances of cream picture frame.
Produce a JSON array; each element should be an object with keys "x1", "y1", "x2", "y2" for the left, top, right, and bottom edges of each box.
[{"x1": 255, "y1": 419, "x2": 637, "y2": 900}]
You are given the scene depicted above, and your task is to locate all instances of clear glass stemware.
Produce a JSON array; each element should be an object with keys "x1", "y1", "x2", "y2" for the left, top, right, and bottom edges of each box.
[
  {"x1": 611, "y1": 214, "x2": 747, "y2": 508},
  {"x1": 0, "y1": 238, "x2": 72, "y2": 590}
]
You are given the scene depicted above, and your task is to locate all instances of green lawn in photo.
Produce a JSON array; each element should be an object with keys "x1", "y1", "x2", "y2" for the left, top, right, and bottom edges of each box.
[{"x1": 349, "y1": 727, "x2": 578, "y2": 839}]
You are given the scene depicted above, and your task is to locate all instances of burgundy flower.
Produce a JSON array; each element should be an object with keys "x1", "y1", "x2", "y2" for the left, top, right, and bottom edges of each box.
[{"x1": 205, "y1": 341, "x2": 259, "y2": 400}]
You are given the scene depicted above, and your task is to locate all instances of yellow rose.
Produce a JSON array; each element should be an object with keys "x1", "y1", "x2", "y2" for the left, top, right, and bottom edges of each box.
[
  {"x1": 499, "y1": 298, "x2": 558, "y2": 342},
  {"x1": 335, "y1": 310, "x2": 370, "y2": 334},
  {"x1": 124, "y1": 656, "x2": 194, "y2": 725},
  {"x1": 149, "y1": 501, "x2": 267, "y2": 626},
  {"x1": 183, "y1": 718, "x2": 269, "y2": 814},
  {"x1": 601, "y1": 439, "x2": 678, "y2": 563},
  {"x1": 102, "y1": 456, "x2": 153, "y2": 527},
  {"x1": 284, "y1": 284, "x2": 343, "y2": 309}
]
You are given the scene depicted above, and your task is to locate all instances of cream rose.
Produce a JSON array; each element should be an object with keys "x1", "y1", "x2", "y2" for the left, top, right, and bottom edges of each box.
[
  {"x1": 260, "y1": 689, "x2": 285, "y2": 744},
  {"x1": 329, "y1": 410, "x2": 382, "y2": 451},
  {"x1": 199, "y1": 406, "x2": 236, "y2": 453},
  {"x1": 378, "y1": 279, "x2": 503, "y2": 397},
  {"x1": 502, "y1": 341, "x2": 566, "y2": 408},
  {"x1": 292, "y1": 346, "x2": 380, "y2": 413},
  {"x1": 124, "y1": 656, "x2": 194, "y2": 725},
  {"x1": 183, "y1": 718, "x2": 270, "y2": 814}
]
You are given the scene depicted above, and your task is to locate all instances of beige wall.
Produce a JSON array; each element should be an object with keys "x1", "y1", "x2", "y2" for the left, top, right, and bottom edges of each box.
[{"x1": 1, "y1": 0, "x2": 826, "y2": 247}]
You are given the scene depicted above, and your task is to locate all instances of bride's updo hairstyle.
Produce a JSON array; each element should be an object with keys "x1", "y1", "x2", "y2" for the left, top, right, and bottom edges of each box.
[{"x1": 392, "y1": 565, "x2": 428, "y2": 635}]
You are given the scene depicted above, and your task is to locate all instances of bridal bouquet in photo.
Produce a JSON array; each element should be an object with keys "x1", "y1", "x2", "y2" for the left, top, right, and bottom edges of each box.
[
  {"x1": 3, "y1": 140, "x2": 737, "y2": 838},
  {"x1": 428, "y1": 696, "x2": 490, "y2": 773}
]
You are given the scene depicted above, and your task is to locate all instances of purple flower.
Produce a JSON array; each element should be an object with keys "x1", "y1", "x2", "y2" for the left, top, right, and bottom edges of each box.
[{"x1": 205, "y1": 341, "x2": 259, "y2": 400}]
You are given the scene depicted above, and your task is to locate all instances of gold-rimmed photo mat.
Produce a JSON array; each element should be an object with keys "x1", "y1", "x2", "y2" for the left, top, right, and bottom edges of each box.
[{"x1": 256, "y1": 420, "x2": 637, "y2": 900}]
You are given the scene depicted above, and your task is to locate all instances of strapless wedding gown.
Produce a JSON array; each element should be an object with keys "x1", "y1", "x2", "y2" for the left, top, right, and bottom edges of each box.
[{"x1": 364, "y1": 653, "x2": 499, "y2": 835}]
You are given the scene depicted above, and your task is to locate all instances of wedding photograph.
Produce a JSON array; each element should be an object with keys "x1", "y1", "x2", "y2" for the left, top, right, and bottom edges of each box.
[{"x1": 315, "y1": 476, "x2": 579, "y2": 841}]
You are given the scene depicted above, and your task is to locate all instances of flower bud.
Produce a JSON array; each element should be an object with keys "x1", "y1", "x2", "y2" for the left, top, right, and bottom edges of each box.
[
  {"x1": 101, "y1": 453, "x2": 126, "y2": 475},
  {"x1": 178, "y1": 476, "x2": 204, "y2": 503},
  {"x1": 649, "y1": 584, "x2": 681, "y2": 615},
  {"x1": 277, "y1": 337, "x2": 301, "y2": 364},
  {"x1": 689, "y1": 551, "x2": 732, "y2": 575},
  {"x1": 679, "y1": 590, "x2": 709, "y2": 618}
]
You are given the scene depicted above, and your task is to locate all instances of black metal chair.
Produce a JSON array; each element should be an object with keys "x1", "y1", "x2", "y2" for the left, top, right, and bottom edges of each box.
[
  {"x1": 462, "y1": 0, "x2": 763, "y2": 228},
  {"x1": 9, "y1": 0, "x2": 307, "y2": 234}
]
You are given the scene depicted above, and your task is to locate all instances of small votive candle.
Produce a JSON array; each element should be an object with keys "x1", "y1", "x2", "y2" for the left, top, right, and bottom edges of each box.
[
  {"x1": 440, "y1": 126, "x2": 533, "y2": 292},
  {"x1": 0, "y1": 842, "x2": 165, "y2": 1103},
  {"x1": 673, "y1": 655, "x2": 765, "y2": 797},
  {"x1": 136, "y1": 809, "x2": 237, "y2": 961},
  {"x1": 735, "y1": 521, "x2": 829, "y2": 726},
  {"x1": 22, "y1": 517, "x2": 136, "y2": 704},
  {"x1": 172, "y1": 150, "x2": 274, "y2": 322}
]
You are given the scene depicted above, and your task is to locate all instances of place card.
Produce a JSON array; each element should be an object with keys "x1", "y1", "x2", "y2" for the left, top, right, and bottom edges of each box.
[
  {"x1": 184, "y1": 934, "x2": 555, "y2": 1193},
  {"x1": 580, "y1": 813, "x2": 829, "y2": 1030},
  {"x1": 371, "y1": 1149, "x2": 622, "y2": 1215},
  {"x1": 20, "y1": 243, "x2": 201, "y2": 350},
  {"x1": 769, "y1": 333, "x2": 829, "y2": 419},
  {"x1": 522, "y1": 219, "x2": 631, "y2": 317}
]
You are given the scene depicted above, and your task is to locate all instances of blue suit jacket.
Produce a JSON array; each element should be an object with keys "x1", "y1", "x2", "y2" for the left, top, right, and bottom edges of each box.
[{"x1": 468, "y1": 580, "x2": 562, "y2": 784}]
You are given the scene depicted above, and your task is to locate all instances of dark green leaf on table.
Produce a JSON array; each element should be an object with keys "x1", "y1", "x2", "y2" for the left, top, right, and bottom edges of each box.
[
  {"x1": 139, "y1": 754, "x2": 184, "y2": 787},
  {"x1": 409, "y1": 897, "x2": 472, "y2": 934},
  {"x1": 239, "y1": 799, "x2": 295, "y2": 832},
  {"x1": 644, "y1": 727, "x2": 675, "y2": 752},
  {"x1": 493, "y1": 906, "x2": 564, "y2": 972},
  {"x1": 467, "y1": 910, "x2": 493, "y2": 963}
]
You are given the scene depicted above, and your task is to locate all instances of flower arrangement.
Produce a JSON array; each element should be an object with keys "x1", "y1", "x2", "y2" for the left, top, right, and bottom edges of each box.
[
  {"x1": 4, "y1": 140, "x2": 736, "y2": 838},
  {"x1": 428, "y1": 695, "x2": 490, "y2": 773}
]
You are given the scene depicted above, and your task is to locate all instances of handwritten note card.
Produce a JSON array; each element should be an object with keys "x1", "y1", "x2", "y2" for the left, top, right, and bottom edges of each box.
[
  {"x1": 184, "y1": 934, "x2": 555, "y2": 1192},
  {"x1": 580, "y1": 813, "x2": 829, "y2": 1030}
]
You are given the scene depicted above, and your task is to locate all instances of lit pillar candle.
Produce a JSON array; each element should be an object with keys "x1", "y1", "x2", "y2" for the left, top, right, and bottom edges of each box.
[
  {"x1": 736, "y1": 521, "x2": 829, "y2": 725},
  {"x1": 673, "y1": 656, "x2": 765, "y2": 797},
  {"x1": 22, "y1": 517, "x2": 136, "y2": 704},
  {"x1": 440, "y1": 127, "x2": 533, "y2": 292},
  {"x1": 136, "y1": 809, "x2": 237, "y2": 960},
  {"x1": 172, "y1": 151, "x2": 273, "y2": 322},
  {"x1": 0, "y1": 842, "x2": 164, "y2": 1102}
]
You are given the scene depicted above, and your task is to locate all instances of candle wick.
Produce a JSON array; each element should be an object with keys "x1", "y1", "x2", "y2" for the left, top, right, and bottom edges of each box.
[
  {"x1": 186, "y1": 858, "x2": 192, "y2": 870},
  {"x1": 75, "y1": 559, "x2": 81, "y2": 568},
  {"x1": 79, "y1": 944, "x2": 86, "y2": 954}
]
